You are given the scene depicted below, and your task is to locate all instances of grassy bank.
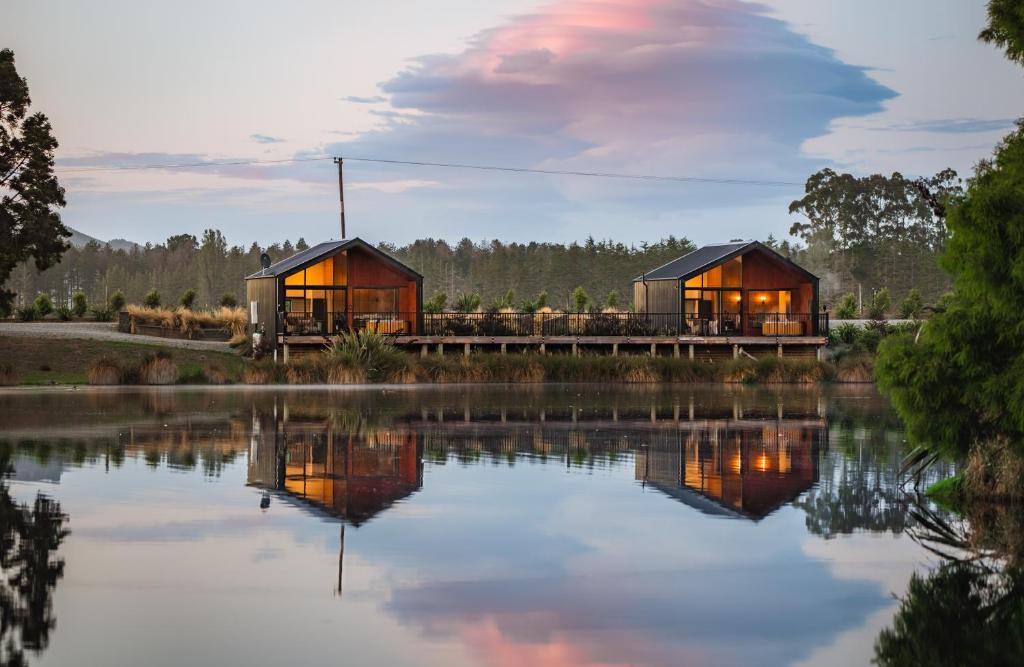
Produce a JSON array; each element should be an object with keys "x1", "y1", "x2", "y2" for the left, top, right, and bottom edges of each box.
[
  {"x1": 0, "y1": 335, "x2": 245, "y2": 385},
  {"x1": 239, "y1": 350, "x2": 836, "y2": 385}
]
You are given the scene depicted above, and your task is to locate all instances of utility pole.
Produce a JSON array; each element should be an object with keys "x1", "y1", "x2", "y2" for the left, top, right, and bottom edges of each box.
[{"x1": 333, "y1": 157, "x2": 346, "y2": 239}]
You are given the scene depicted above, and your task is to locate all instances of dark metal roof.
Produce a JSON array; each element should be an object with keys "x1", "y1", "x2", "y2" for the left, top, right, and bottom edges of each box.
[
  {"x1": 245, "y1": 237, "x2": 422, "y2": 280},
  {"x1": 635, "y1": 240, "x2": 818, "y2": 283},
  {"x1": 637, "y1": 241, "x2": 754, "y2": 281}
]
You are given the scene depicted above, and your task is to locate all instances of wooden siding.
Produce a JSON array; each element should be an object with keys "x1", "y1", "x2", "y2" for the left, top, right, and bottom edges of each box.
[{"x1": 246, "y1": 277, "x2": 278, "y2": 347}]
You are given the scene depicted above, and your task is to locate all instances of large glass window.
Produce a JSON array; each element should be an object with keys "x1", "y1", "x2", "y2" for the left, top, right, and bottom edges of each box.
[
  {"x1": 353, "y1": 288, "x2": 398, "y2": 314},
  {"x1": 683, "y1": 257, "x2": 742, "y2": 289}
]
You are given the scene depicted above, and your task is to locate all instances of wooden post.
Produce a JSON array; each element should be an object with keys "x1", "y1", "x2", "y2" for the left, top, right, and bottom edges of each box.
[
  {"x1": 732, "y1": 344, "x2": 738, "y2": 359},
  {"x1": 282, "y1": 343, "x2": 290, "y2": 364},
  {"x1": 420, "y1": 344, "x2": 428, "y2": 358},
  {"x1": 464, "y1": 342, "x2": 471, "y2": 357},
  {"x1": 777, "y1": 343, "x2": 783, "y2": 358},
  {"x1": 572, "y1": 342, "x2": 578, "y2": 357},
  {"x1": 500, "y1": 342, "x2": 507, "y2": 355},
  {"x1": 650, "y1": 343, "x2": 657, "y2": 357},
  {"x1": 539, "y1": 342, "x2": 546, "y2": 355},
  {"x1": 437, "y1": 342, "x2": 444, "y2": 355},
  {"x1": 688, "y1": 344, "x2": 694, "y2": 360},
  {"x1": 612, "y1": 343, "x2": 618, "y2": 357},
  {"x1": 673, "y1": 343, "x2": 680, "y2": 359},
  {"x1": 816, "y1": 346, "x2": 822, "y2": 361}
]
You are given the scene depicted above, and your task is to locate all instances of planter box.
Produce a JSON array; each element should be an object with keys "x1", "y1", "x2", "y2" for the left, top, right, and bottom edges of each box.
[{"x1": 131, "y1": 323, "x2": 230, "y2": 342}]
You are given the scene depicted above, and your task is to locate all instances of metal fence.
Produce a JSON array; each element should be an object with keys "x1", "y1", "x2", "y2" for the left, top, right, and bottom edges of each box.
[{"x1": 279, "y1": 310, "x2": 829, "y2": 338}]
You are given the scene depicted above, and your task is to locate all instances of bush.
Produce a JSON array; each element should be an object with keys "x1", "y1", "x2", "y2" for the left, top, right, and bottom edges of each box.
[
  {"x1": 454, "y1": 292, "x2": 481, "y2": 313},
  {"x1": 87, "y1": 357, "x2": 122, "y2": 385},
  {"x1": 867, "y1": 287, "x2": 891, "y2": 320},
  {"x1": 829, "y1": 322, "x2": 860, "y2": 346},
  {"x1": 16, "y1": 306, "x2": 37, "y2": 321},
  {"x1": 571, "y1": 286, "x2": 590, "y2": 312},
  {"x1": 202, "y1": 363, "x2": 230, "y2": 385},
  {"x1": 143, "y1": 289, "x2": 161, "y2": 309},
  {"x1": 90, "y1": 306, "x2": 114, "y2": 322},
  {"x1": 605, "y1": 290, "x2": 619, "y2": 309},
  {"x1": 179, "y1": 288, "x2": 197, "y2": 309},
  {"x1": 56, "y1": 305, "x2": 73, "y2": 321},
  {"x1": 835, "y1": 293, "x2": 858, "y2": 319},
  {"x1": 72, "y1": 291, "x2": 88, "y2": 317},
  {"x1": 219, "y1": 293, "x2": 237, "y2": 308},
  {"x1": 33, "y1": 293, "x2": 53, "y2": 317},
  {"x1": 326, "y1": 330, "x2": 410, "y2": 382},
  {"x1": 109, "y1": 289, "x2": 126, "y2": 312},
  {"x1": 0, "y1": 364, "x2": 17, "y2": 386},
  {"x1": 138, "y1": 352, "x2": 178, "y2": 385},
  {"x1": 899, "y1": 288, "x2": 925, "y2": 319},
  {"x1": 423, "y1": 291, "x2": 447, "y2": 314}
]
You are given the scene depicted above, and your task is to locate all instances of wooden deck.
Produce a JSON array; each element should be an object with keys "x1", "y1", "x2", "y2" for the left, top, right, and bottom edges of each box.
[{"x1": 278, "y1": 334, "x2": 825, "y2": 346}]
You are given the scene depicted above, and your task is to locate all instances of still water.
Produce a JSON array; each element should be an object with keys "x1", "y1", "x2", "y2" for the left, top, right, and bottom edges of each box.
[{"x1": 0, "y1": 384, "x2": 964, "y2": 666}]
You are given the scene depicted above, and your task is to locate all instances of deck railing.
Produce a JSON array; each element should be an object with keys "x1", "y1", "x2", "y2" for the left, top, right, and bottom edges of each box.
[{"x1": 278, "y1": 310, "x2": 829, "y2": 338}]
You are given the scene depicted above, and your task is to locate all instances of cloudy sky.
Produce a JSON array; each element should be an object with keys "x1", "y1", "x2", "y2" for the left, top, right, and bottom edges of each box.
[{"x1": 5, "y1": 0, "x2": 1022, "y2": 246}]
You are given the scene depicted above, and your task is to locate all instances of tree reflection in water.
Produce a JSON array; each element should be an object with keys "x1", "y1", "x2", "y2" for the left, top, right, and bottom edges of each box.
[
  {"x1": 0, "y1": 452, "x2": 69, "y2": 667},
  {"x1": 874, "y1": 502, "x2": 1024, "y2": 666}
]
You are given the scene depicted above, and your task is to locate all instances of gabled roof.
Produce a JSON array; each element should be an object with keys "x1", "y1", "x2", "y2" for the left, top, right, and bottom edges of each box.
[
  {"x1": 635, "y1": 240, "x2": 817, "y2": 282},
  {"x1": 245, "y1": 237, "x2": 422, "y2": 280}
]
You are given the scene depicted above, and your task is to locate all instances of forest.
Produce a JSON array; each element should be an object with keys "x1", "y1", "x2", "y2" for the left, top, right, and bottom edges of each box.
[{"x1": 2, "y1": 168, "x2": 961, "y2": 315}]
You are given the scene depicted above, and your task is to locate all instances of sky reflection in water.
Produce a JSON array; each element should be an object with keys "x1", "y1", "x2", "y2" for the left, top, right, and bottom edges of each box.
[{"x1": 0, "y1": 385, "x2": 946, "y2": 667}]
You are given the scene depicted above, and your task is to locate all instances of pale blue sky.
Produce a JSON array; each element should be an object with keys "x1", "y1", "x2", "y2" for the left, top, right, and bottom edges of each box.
[{"x1": 4, "y1": 0, "x2": 1021, "y2": 247}]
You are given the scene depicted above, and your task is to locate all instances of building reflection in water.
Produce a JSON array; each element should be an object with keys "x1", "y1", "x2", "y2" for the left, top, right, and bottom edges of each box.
[
  {"x1": 246, "y1": 392, "x2": 826, "y2": 526},
  {"x1": 636, "y1": 419, "x2": 824, "y2": 520},
  {"x1": 246, "y1": 404, "x2": 424, "y2": 526}
]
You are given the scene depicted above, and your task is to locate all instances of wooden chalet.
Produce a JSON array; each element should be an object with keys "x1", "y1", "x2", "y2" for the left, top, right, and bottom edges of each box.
[
  {"x1": 634, "y1": 241, "x2": 823, "y2": 337},
  {"x1": 245, "y1": 238, "x2": 422, "y2": 354}
]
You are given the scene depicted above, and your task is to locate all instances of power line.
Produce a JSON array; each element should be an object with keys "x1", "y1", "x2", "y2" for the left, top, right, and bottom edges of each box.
[
  {"x1": 341, "y1": 157, "x2": 804, "y2": 187},
  {"x1": 54, "y1": 153, "x2": 803, "y2": 187}
]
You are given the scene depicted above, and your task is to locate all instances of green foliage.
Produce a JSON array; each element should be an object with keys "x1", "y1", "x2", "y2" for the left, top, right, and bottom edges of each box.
[
  {"x1": 789, "y1": 168, "x2": 962, "y2": 308},
  {"x1": 326, "y1": 330, "x2": 410, "y2": 382},
  {"x1": 606, "y1": 290, "x2": 619, "y2": 309},
  {"x1": 143, "y1": 289, "x2": 161, "y2": 309},
  {"x1": 219, "y1": 293, "x2": 237, "y2": 308},
  {"x1": 108, "y1": 289, "x2": 126, "y2": 312},
  {"x1": 876, "y1": 123, "x2": 1024, "y2": 460},
  {"x1": 423, "y1": 291, "x2": 447, "y2": 314},
  {"x1": 898, "y1": 288, "x2": 925, "y2": 319},
  {"x1": 32, "y1": 292, "x2": 53, "y2": 317},
  {"x1": 16, "y1": 305, "x2": 36, "y2": 321},
  {"x1": 71, "y1": 291, "x2": 87, "y2": 317},
  {"x1": 571, "y1": 286, "x2": 590, "y2": 312},
  {"x1": 179, "y1": 288, "x2": 197, "y2": 309},
  {"x1": 0, "y1": 49, "x2": 69, "y2": 315},
  {"x1": 55, "y1": 304, "x2": 72, "y2": 321},
  {"x1": 835, "y1": 292, "x2": 858, "y2": 319},
  {"x1": 453, "y1": 292, "x2": 481, "y2": 313},
  {"x1": 867, "y1": 287, "x2": 891, "y2": 320},
  {"x1": 873, "y1": 561, "x2": 1024, "y2": 666},
  {"x1": 979, "y1": 0, "x2": 1024, "y2": 65},
  {"x1": 536, "y1": 290, "x2": 549, "y2": 309},
  {"x1": 89, "y1": 306, "x2": 113, "y2": 322}
]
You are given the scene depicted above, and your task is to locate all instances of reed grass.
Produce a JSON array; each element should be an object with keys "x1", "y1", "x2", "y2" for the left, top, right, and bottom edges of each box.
[
  {"x1": 87, "y1": 357, "x2": 122, "y2": 385},
  {"x1": 138, "y1": 352, "x2": 179, "y2": 385},
  {"x1": 0, "y1": 364, "x2": 18, "y2": 386},
  {"x1": 126, "y1": 304, "x2": 247, "y2": 338}
]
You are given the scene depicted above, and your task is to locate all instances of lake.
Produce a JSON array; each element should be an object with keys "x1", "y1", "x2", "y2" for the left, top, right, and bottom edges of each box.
[{"x1": 0, "y1": 384, "x2": 962, "y2": 666}]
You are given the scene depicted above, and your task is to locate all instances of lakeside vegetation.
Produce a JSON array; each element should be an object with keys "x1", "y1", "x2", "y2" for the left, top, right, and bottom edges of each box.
[{"x1": 874, "y1": 4, "x2": 1024, "y2": 503}]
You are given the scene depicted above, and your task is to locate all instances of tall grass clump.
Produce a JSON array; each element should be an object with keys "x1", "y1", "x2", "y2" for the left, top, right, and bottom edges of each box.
[
  {"x1": 242, "y1": 359, "x2": 285, "y2": 384},
  {"x1": 326, "y1": 330, "x2": 411, "y2": 382},
  {"x1": 0, "y1": 364, "x2": 18, "y2": 386},
  {"x1": 87, "y1": 356, "x2": 122, "y2": 385},
  {"x1": 137, "y1": 351, "x2": 179, "y2": 385}
]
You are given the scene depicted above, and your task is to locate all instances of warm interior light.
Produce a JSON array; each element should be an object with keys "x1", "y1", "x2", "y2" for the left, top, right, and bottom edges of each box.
[
  {"x1": 733, "y1": 295, "x2": 742, "y2": 302},
  {"x1": 759, "y1": 295, "x2": 767, "y2": 303}
]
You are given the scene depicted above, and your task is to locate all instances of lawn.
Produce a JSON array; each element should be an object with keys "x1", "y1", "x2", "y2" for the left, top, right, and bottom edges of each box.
[{"x1": 0, "y1": 336, "x2": 245, "y2": 385}]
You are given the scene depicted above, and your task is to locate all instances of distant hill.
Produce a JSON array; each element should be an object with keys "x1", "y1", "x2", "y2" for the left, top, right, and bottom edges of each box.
[{"x1": 67, "y1": 227, "x2": 139, "y2": 252}]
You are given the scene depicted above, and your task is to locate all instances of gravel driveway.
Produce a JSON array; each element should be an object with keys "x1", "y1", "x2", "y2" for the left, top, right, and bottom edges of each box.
[{"x1": 0, "y1": 321, "x2": 232, "y2": 351}]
